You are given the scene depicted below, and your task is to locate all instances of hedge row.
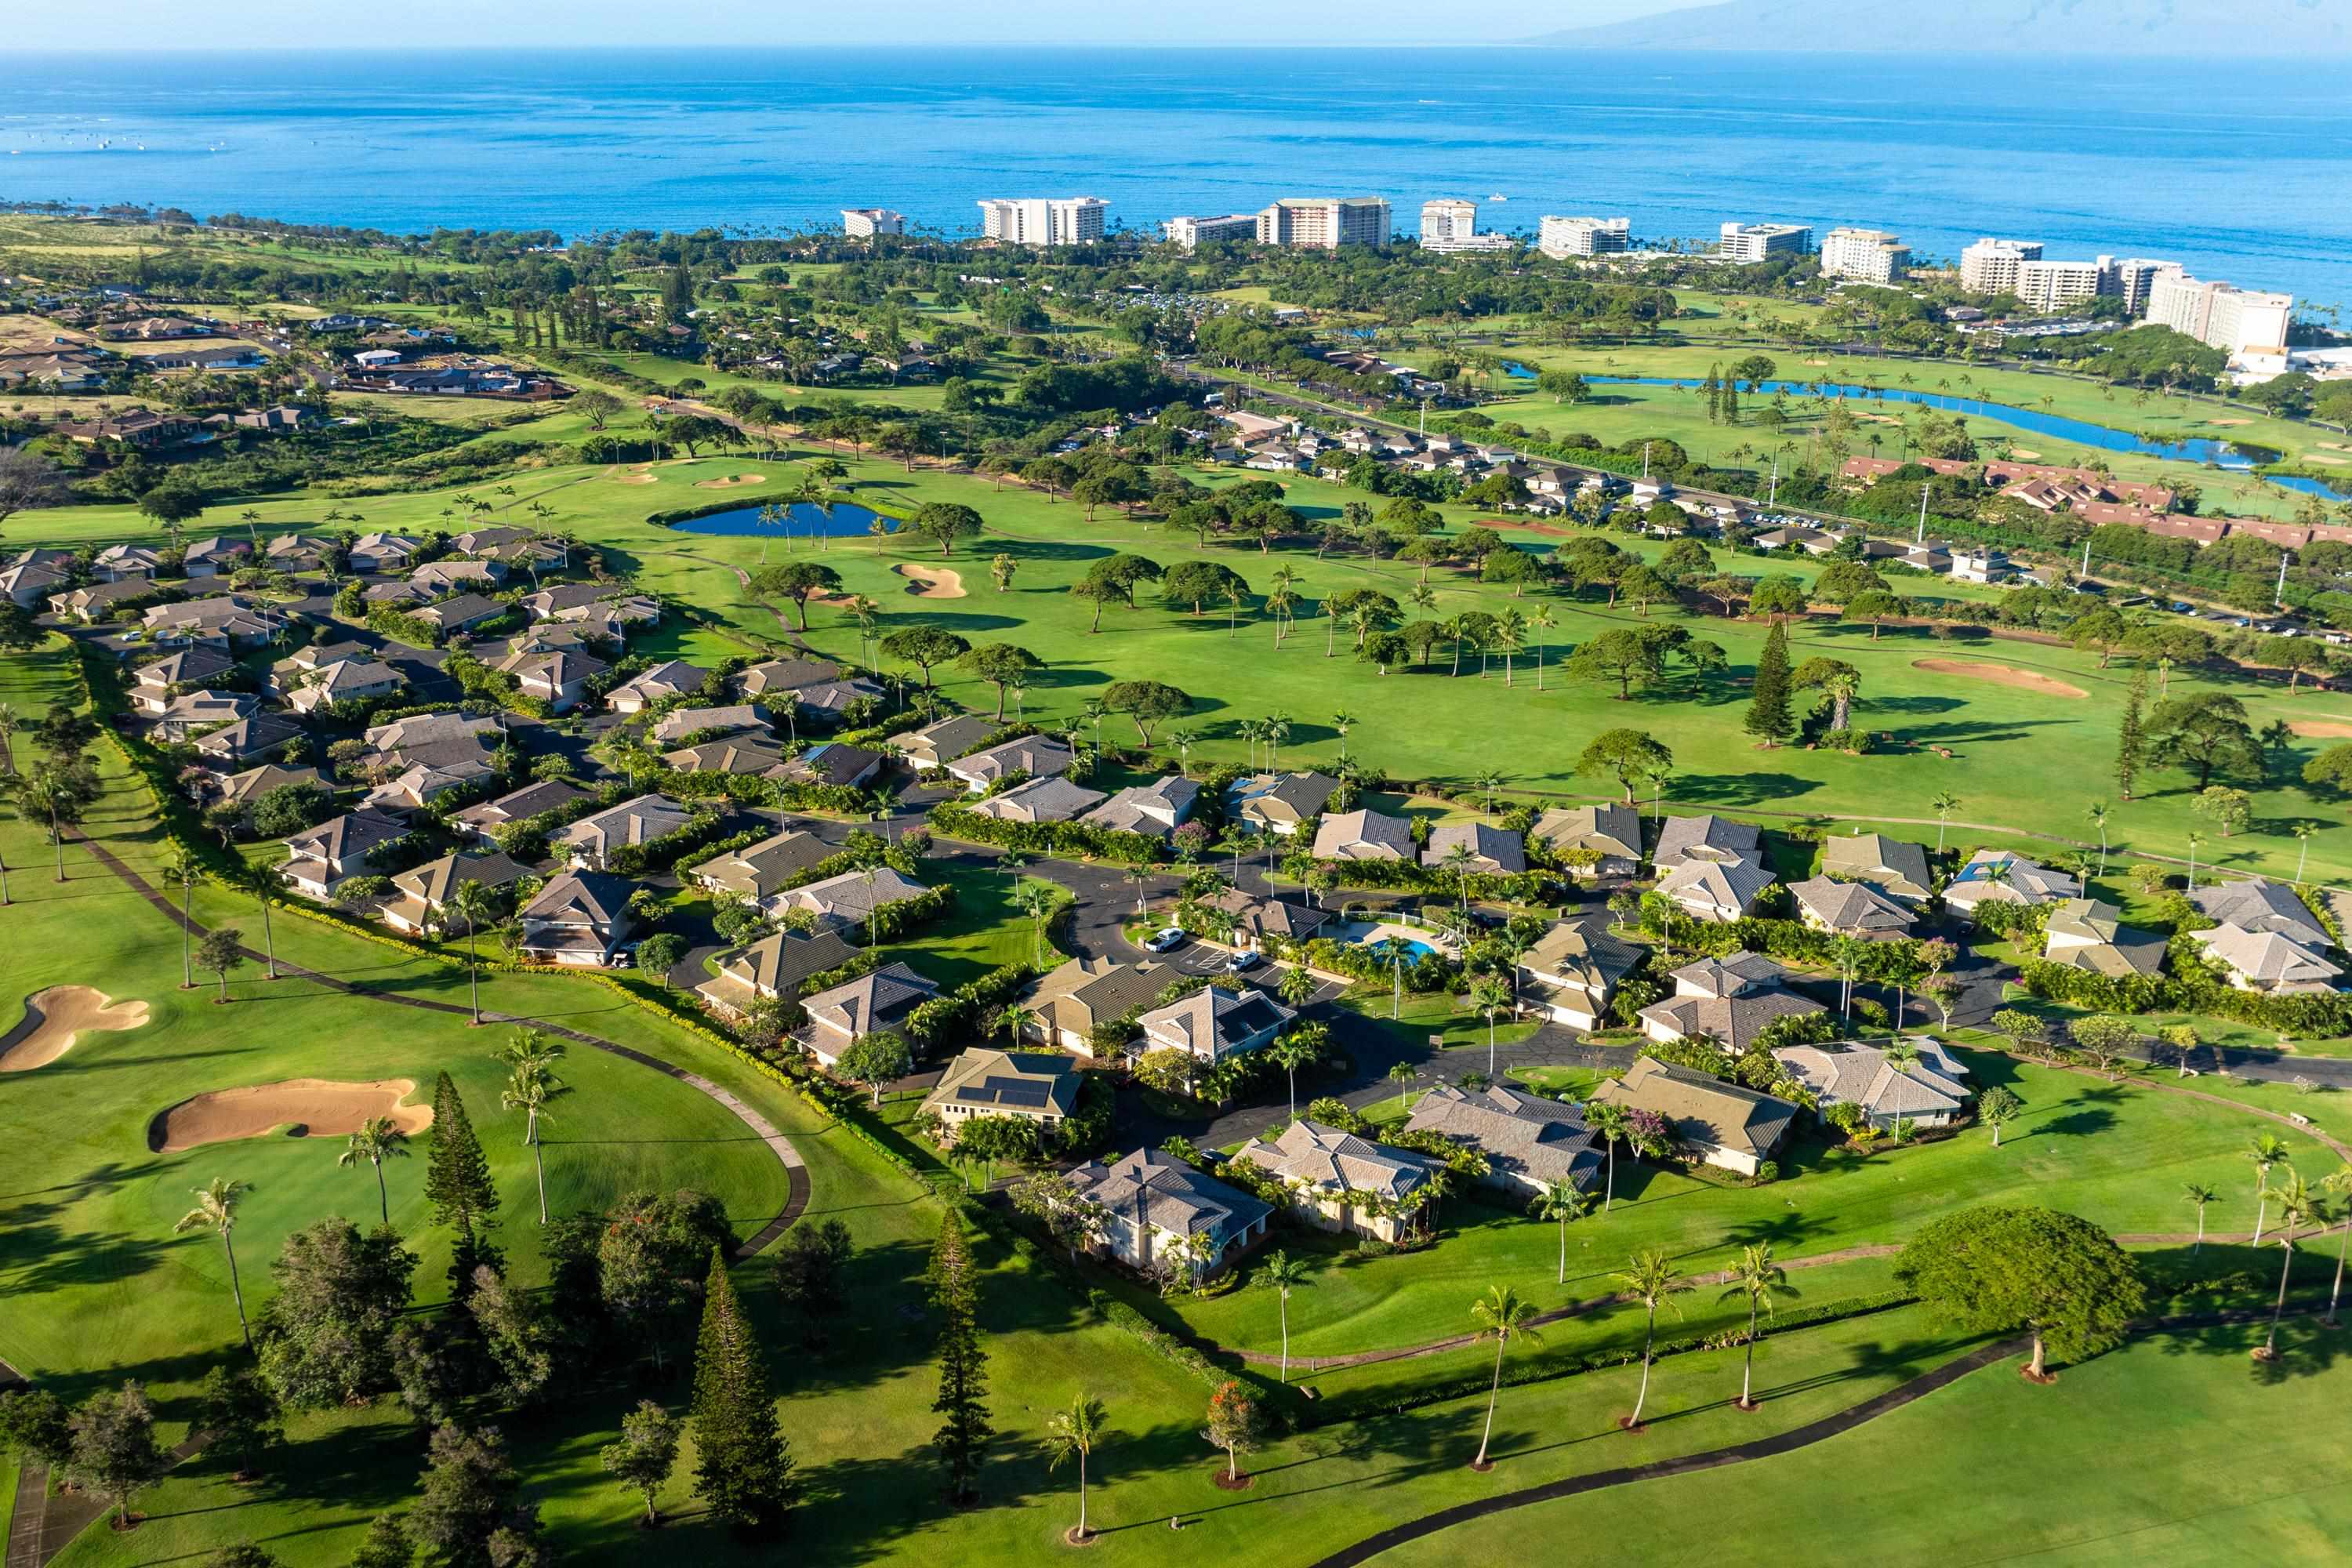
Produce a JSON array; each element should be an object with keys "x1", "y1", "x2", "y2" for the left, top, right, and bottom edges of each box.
[{"x1": 927, "y1": 801, "x2": 1165, "y2": 865}]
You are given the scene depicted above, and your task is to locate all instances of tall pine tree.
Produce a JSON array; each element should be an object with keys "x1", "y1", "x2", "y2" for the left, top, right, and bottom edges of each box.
[
  {"x1": 424, "y1": 1072, "x2": 499, "y2": 1281},
  {"x1": 689, "y1": 1248, "x2": 793, "y2": 1532},
  {"x1": 928, "y1": 1211, "x2": 993, "y2": 1506},
  {"x1": 2116, "y1": 667, "x2": 2149, "y2": 800},
  {"x1": 1744, "y1": 619, "x2": 1795, "y2": 746}
]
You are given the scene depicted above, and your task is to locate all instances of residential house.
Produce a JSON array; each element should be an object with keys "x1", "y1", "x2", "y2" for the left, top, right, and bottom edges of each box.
[
  {"x1": 263, "y1": 533, "x2": 335, "y2": 572},
  {"x1": 889, "y1": 713, "x2": 998, "y2": 771},
  {"x1": 1198, "y1": 887, "x2": 1331, "y2": 951},
  {"x1": 1134, "y1": 985, "x2": 1296, "y2": 1064},
  {"x1": 93, "y1": 543, "x2": 163, "y2": 581},
  {"x1": 179, "y1": 536, "x2": 252, "y2": 579},
  {"x1": 1656, "y1": 852, "x2": 1777, "y2": 924},
  {"x1": 920, "y1": 1049, "x2": 1084, "y2": 1141},
  {"x1": 152, "y1": 689, "x2": 255, "y2": 742},
  {"x1": 1227, "y1": 771, "x2": 1337, "y2": 837},
  {"x1": 49, "y1": 579, "x2": 158, "y2": 622},
  {"x1": 799, "y1": 963, "x2": 940, "y2": 1068},
  {"x1": 1518, "y1": 916, "x2": 1646, "y2": 1030},
  {"x1": 1025, "y1": 956, "x2": 1172, "y2": 1052},
  {"x1": 144, "y1": 596, "x2": 280, "y2": 647},
  {"x1": 1422, "y1": 820, "x2": 1525, "y2": 877},
  {"x1": 2188, "y1": 879, "x2": 2331, "y2": 949},
  {"x1": 686, "y1": 829, "x2": 836, "y2": 905},
  {"x1": 0, "y1": 555, "x2": 70, "y2": 609},
  {"x1": 281, "y1": 809, "x2": 412, "y2": 899},
  {"x1": 1590, "y1": 1055, "x2": 1798, "y2": 1177},
  {"x1": 1400, "y1": 1083, "x2": 1602, "y2": 1196},
  {"x1": 192, "y1": 713, "x2": 305, "y2": 767},
  {"x1": 1950, "y1": 548, "x2": 2015, "y2": 585},
  {"x1": 450, "y1": 779, "x2": 587, "y2": 847},
  {"x1": 604, "y1": 659, "x2": 711, "y2": 713},
  {"x1": 1231, "y1": 1120, "x2": 1439, "y2": 1242},
  {"x1": 285, "y1": 659, "x2": 405, "y2": 715},
  {"x1": 1789, "y1": 876, "x2": 1918, "y2": 938},
  {"x1": 1068, "y1": 1149, "x2": 1272, "y2": 1280},
  {"x1": 1819, "y1": 832, "x2": 1934, "y2": 901},
  {"x1": 649, "y1": 704, "x2": 768, "y2": 746},
  {"x1": 1772, "y1": 1040, "x2": 1973, "y2": 1129},
  {"x1": 2189, "y1": 925, "x2": 2343, "y2": 995},
  {"x1": 1943, "y1": 850, "x2": 2080, "y2": 917},
  {"x1": 347, "y1": 533, "x2": 423, "y2": 573},
  {"x1": 1655, "y1": 813, "x2": 1760, "y2": 870},
  {"x1": 781, "y1": 742, "x2": 887, "y2": 790},
  {"x1": 695, "y1": 928, "x2": 862, "y2": 1018},
  {"x1": 492, "y1": 646, "x2": 605, "y2": 712},
  {"x1": 131, "y1": 647, "x2": 235, "y2": 713},
  {"x1": 772, "y1": 866, "x2": 928, "y2": 934},
  {"x1": 269, "y1": 641, "x2": 379, "y2": 698},
  {"x1": 2043, "y1": 898, "x2": 2168, "y2": 978},
  {"x1": 665, "y1": 737, "x2": 793, "y2": 778},
  {"x1": 1312, "y1": 808, "x2": 1414, "y2": 862},
  {"x1": 1530, "y1": 803, "x2": 1642, "y2": 878},
  {"x1": 520, "y1": 583, "x2": 619, "y2": 622},
  {"x1": 202, "y1": 763, "x2": 326, "y2": 811},
  {"x1": 554, "y1": 794, "x2": 698, "y2": 870},
  {"x1": 365, "y1": 710, "x2": 502, "y2": 756},
  {"x1": 1639, "y1": 952, "x2": 1826, "y2": 1054},
  {"x1": 949, "y1": 735, "x2": 1076, "y2": 793},
  {"x1": 381, "y1": 850, "x2": 528, "y2": 935},
  {"x1": 968, "y1": 776, "x2": 1109, "y2": 824},
  {"x1": 412, "y1": 559, "x2": 506, "y2": 594},
  {"x1": 1080, "y1": 776, "x2": 1200, "y2": 840},
  {"x1": 517, "y1": 870, "x2": 639, "y2": 967},
  {"x1": 731, "y1": 657, "x2": 883, "y2": 725},
  {"x1": 361, "y1": 756, "x2": 496, "y2": 813},
  {"x1": 410, "y1": 593, "x2": 506, "y2": 637}
]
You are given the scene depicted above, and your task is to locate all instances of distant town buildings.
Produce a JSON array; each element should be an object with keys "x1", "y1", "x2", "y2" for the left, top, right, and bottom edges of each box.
[
  {"x1": 1718, "y1": 222, "x2": 1813, "y2": 262},
  {"x1": 1163, "y1": 213, "x2": 1260, "y2": 251},
  {"x1": 1537, "y1": 216, "x2": 1632, "y2": 258},
  {"x1": 1258, "y1": 198, "x2": 1391, "y2": 249},
  {"x1": 2145, "y1": 270, "x2": 2296, "y2": 354},
  {"x1": 1819, "y1": 227, "x2": 1911, "y2": 284},
  {"x1": 977, "y1": 197, "x2": 1108, "y2": 246},
  {"x1": 840, "y1": 208, "x2": 905, "y2": 238}
]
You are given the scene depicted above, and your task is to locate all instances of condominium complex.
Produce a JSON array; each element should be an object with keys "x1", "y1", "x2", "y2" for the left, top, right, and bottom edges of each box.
[
  {"x1": 1819, "y1": 227, "x2": 1911, "y2": 285},
  {"x1": 1959, "y1": 238, "x2": 2045, "y2": 295},
  {"x1": 976, "y1": 197, "x2": 1109, "y2": 246},
  {"x1": 1420, "y1": 198, "x2": 1479, "y2": 246},
  {"x1": 1719, "y1": 222, "x2": 1813, "y2": 263},
  {"x1": 1538, "y1": 215, "x2": 1632, "y2": 258},
  {"x1": 1163, "y1": 213, "x2": 1260, "y2": 251},
  {"x1": 2145, "y1": 270, "x2": 2296, "y2": 354},
  {"x1": 2015, "y1": 257, "x2": 2111, "y2": 311},
  {"x1": 840, "y1": 208, "x2": 905, "y2": 238},
  {"x1": 2103, "y1": 256, "x2": 2177, "y2": 316},
  {"x1": 1257, "y1": 198, "x2": 1392, "y2": 249}
]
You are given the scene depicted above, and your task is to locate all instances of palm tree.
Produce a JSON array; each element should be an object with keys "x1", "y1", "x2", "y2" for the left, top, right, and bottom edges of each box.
[
  {"x1": 1468, "y1": 974, "x2": 1515, "y2": 1080},
  {"x1": 1720, "y1": 1243, "x2": 1791, "y2": 1410},
  {"x1": 2321, "y1": 1167, "x2": 2352, "y2": 1327},
  {"x1": 2187, "y1": 830, "x2": 2205, "y2": 893},
  {"x1": 998, "y1": 1004, "x2": 1035, "y2": 1048},
  {"x1": 1258, "y1": 1251, "x2": 1313, "y2": 1383},
  {"x1": 2183, "y1": 1181, "x2": 2217, "y2": 1254},
  {"x1": 1329, "y1": 709, "x2": 1357, "y2": 764},
  {"x1": 2294, "y1": 823, "x2": 2317, "y2": 884},
  {"x1": 1272, "y1": 1033, "x2": 1317, "y2": 1120},
  {"x1": 1929, "y1": 792, "x2": 1961, "y2": 852},
  {"x1": 499, "y1": 1029, "x2": 567, "y2": 1224},
  {"x1": 1169, "y1": 728, "x2": 1197, "y2": 779},
  {"x1": 1468, "y1": 1285, "x2": 1543, "y2": 1469},
  {"x1": 1586, "y1": 1101, "x2": 1630, "y2": 1214},
  {"x1": 1016, "y1": 882, "x2": 1058, "y2": 966},
  {"x1": 230, "y1": 856, "x2": 283, "y2": 981},
  {"x1": 174, "y1": 1178, "x2": 252, "y2": 1352},
  {"x1": 1388, "y1": 1061, "x2": 1417, "y2": 1110},
  {"x1": 2085, "y1": 800, "x2": 2112, "y2": 877},
  {"x1": 162, "y1": 846, "x2": 201, "y2": 989},
  {"x1": 1530, "y1": 604, "x2": 1558, "y2": 691},
  {"x1": 1616, "y1": 1248, "x2": 1692, "y2": 1429},
  {"x1": 1536, "y1": 1178, "x2": 1589, "y2": 1285},
  {"x1": 1041, "y1": 1393, "x2": 1107, "y2": 1543},
  {"x1": 1439, "y1": 840, "x2": 1479, "y2": 913},
  {"x1": 339, "y1": 1116, "x2": 412, "y2": 1227},
  {"x1": 2257, "y1": 1172, "x2": 2311, "y2": 1360},
  {"x1": 2250, "y1": 1132, "x2": 2292, "y2": 1245},
  {"x1": 448, "y1": 878, "x2": 498, "y2": 1025}
]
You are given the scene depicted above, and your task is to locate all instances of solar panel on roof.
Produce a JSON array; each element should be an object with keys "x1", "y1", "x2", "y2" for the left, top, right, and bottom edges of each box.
[{"x1": 979, "y1": 1076, "x2": 1051, "y2": 1109}]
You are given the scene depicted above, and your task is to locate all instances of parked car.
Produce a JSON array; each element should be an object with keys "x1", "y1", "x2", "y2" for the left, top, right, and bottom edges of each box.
[
  {"x1": 1144, "y1": 927, "x2": 1189, "y2": 953},
  {"x1": 1224, "y1": 949, "x2": 1264, "y2": 972}
]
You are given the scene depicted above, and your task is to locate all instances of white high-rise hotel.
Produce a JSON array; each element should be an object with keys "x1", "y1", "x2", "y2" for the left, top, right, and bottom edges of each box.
[
  {"x1": 1257, "y1": 198, "x2": 1392, "y2": 249},
  {"x1": 1538, "y1": 216, "x2": 1632, "y2": 257},
  {"x1": 976, "y1": 197, "x2": 1109, "y2": 246}
]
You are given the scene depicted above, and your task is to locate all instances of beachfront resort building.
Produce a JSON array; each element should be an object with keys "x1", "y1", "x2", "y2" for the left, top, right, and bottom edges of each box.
[
  {"x1": 1163, "y1": 213, "x2": 1261, "y2": 251},
  {"x1": 1719, "y1": 222, "x2": 1813, "y2": 263},
  {"x1": 1257, "y1": 198, "x2": 1391, "y2": 250},
  {"x1": 1418, "y1": 198, "x2": 1512, "y2": 253},
  {"x1": 977, "y1": 197, "x2": 1107, "y2": 246},
  {"x1": 2145, "y1": 270, "x2": 2296, "y2": 354},
  {"x1": 1820, "y1": 227, "x2": 1911, "y2": 284},
  {"x1": 840, "y1": 208, "x2": 905, "y2": 238},
  {"x1": 1538, "y1": 216, "x2": 1632, "y2": 258}
]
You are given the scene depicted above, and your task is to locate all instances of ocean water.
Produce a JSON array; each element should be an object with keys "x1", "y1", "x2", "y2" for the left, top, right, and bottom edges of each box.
[{"x1": 3, "y1": 48, "x2": 2350, "y2": 304}]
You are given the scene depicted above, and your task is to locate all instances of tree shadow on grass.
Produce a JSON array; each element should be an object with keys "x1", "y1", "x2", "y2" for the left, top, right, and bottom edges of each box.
[{"x1": 1669, "y1": 772, "x2": 1823, "y2": 808}]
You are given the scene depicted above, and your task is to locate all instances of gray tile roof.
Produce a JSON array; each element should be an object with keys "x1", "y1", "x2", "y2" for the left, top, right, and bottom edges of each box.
[
  {"x1": 1233, "y1": 1120, "x2": 1437, "y2": 1202},
  {"x1": 1402, "y1": 1083, "x2": 1602, "y2": 1190},
  {"x1": 1422, "y1": 820, "x2": 1526, "y2": 876},
  {"x1": 1592, "y1": 1056, "x2": 1797, "y2": 1161},
  {"x1": 1530, "y1": 802, "x2": 1642, "y2": 861},
  {"x1": 802, "y1": 962, "x2": 938, "y2": 1036},
  {"x1": 921, "y1": 1049, "x2": 1083, "y2": 1120},
  {"x1": 1790, "y1": 876, "x2": 1917, "y2": 937},
  {"x1": 969, "y1": 775, "x2": 1109, "y2": 823},
  {"x1": 2044, "y1": 898, "x2": 2168, "y2": 978},
  {"x1": 2189, "y1": 879, "x2": 2329, "y2": 949},
  {"x1": 1772, "y1": 1042, "x2": 1971, "y2": 1121},
  {"x1": 1071, "y1": 1149, "x2": 1272, "y2": 1240},
  {"x1": 1138, "y1": 986, "x2": 1296, "y2": 1058},
  {"x1": 1312, "y1": 808, "x2": 1415, "y2": 861},
  {"x1": 1654, "y1": 814, "x2": 1760, "y2": 869},
  {"x1": 1819, "y1": 832, "x2": 1934, "y2": 900}
]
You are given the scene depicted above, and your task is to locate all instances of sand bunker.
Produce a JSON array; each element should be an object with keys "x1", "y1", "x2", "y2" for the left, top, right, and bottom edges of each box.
[
  {"x1": 1911, "y1": 659, "x2": 2088, "y2": 699},
  {"x1": 895, "y1": 562, "x2": 967, "y2": 599},
  {"x1": 2207, "y1": 419, "x2": 2252, "y2": 428},
  {"x1": 2009, "y1": 449, "x2": 2044, "y2": 461},
  {"x1": 2309, "y1": 455, "x2": 2349, "y2": 467},
  {"x1": 154, "y1": 1078, "x2": 432, "y2": 1152},
  {"x1": 608, "y1": 469, "x2": 658, "y2": 485},
  {"x1": 1, "y1": 986, "x2": 150, "y2": 1073},
  {"x1": 2290, "y1": 721, "x2": 2352, "y2": 739},
  {"x1": 694, "y1": 473, "x2": 767, "y2": 489}
]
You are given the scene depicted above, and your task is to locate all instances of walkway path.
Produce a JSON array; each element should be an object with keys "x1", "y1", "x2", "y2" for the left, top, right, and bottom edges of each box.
[{"x1": 75, "y1": 834, "x2": 810, "y2": 1259}]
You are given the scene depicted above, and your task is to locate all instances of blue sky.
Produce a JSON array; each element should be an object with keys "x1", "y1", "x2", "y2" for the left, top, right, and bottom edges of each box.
[{"x1": 5, "y1": 0, "x2": 1692, "y2": 49}]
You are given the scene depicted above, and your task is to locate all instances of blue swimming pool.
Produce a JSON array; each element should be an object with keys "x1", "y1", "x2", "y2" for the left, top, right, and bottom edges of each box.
[{"x1": 1360, "y1": 936, "x2": 1439, "y2": 964}]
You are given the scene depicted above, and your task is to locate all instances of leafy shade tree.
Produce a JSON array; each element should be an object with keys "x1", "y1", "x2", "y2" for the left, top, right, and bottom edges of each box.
[
  {"x1": 691, "y1": 1248, "x2": 794, "y2": 1530},
  {"x1": 929, "y1": 1210, "x2": 993, "y2": 1505},
  {"x1": 1976, "y1": 1086, "x2": 2023, "y2": 1149},
  {"x1": 2304, "y1": 744, "x2": 2352, "y2": 797},
  {"x1": 1203, "y1": 1379, "x2": 1264, "y2": 1483},
  {"x1": 1616, "y1": 1249, "x2": 1692, "y2": 1428},
  {"x1": 410, "y1": 1424, "x2": 539, "y2": 1568},
  {"x1": 194, "y1": 1367, "x2": 282, "y2": 1481},
  {"x1": 203, "y1": 1543, "x2": 282, "y2": 1568},
  {"x1": 879, "y1": 626, "x2": 971, "y2": 689},
  {"x1": 1575, "y1": 728, "x2": 1672, "y2": 805},
  {"x1": 196, "y1": 926, "x2": 246, "y2": 1001},
  {"x1": 65, "y1": 1381, "x2": 168, "y2": 1530},
  {"x1": 601, "y1": 1399, "x2": 684, "y2": 1528},
  {"x1": 1468, "y1": 1284, "x2": 1543, "y2": 1469},
  {"x1": 254, "y1": 1220, "x2": 418, "y2": 1411},
  {"x1": 0, "y1": 1388, "x2": 73, "y2": 1475},
  {"x1": 959, "y1": 643, "x2": 1043, "y2": 722},
  {"x1": 1743, "y1": 619, "x2": 1795, "y2": 746},
  {"x1": 770, "y1": 1218, "x2": 854, "y2": 1345},
  {"x1": 2147, "y1": 692, "x2": 2260, "y2": 789},
  {"x1": 837, "y1": 1029, "x2": 913, "y2": 1108},
  {"x1": 1720, "y1": 1243, "x2": 1791, "y2": 1410},
  {"x1": 1162, "y1": 560, "x2": 1250, "y2": 617},
  {"x1": 910, "y1": 501, "x2": 983, "y2": 557},
  {"x1": 1844, "y1": 590, "x2": 1909, "y2": 641},
  {"x1": 1257, "y1": 1251, "x2": 1313, "y2": 1384},
  {"x1": 1042, "y1": 1394, "x2": 1108, "y2": 1544},
  {"x1": 1896, "y1": 1206, "x2": 2145, "y2": 1381},
  {"x1": 346, "y1": 1514, "x2": 414, "y2": 1568},
  {"x1": 636, "y1": 932, "x2": 686, "y2": 990},
  {"x1": 1791, "y1": 657, "x2": 1861, "y2": 731},
  {"x1": 746, "y1": 561, "x2": 842, "y2": 632},
  {"x1": 175, "y1": 1177, "x2": 254, "y2": 1352},
  {"x1": 1103, "y1": 679, "x2": 1192, "y2": 746}
]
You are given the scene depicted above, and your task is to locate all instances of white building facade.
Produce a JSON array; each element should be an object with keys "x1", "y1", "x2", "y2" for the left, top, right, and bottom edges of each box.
[{"x1": 1539, "y1": 216, "x2": 1632, "y2": 257}]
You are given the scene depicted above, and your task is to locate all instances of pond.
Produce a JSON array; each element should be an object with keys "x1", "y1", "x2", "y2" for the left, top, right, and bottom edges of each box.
[
  {"x1": 667, "y1": 500, "x2": 898, "y2": 539},
  {"x1": 1502, "y1": 366, "x2": 2349, "y2": 499}
]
